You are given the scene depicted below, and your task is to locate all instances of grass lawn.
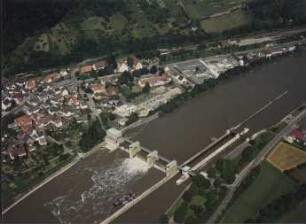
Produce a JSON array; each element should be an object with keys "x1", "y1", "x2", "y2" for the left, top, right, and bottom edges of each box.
[
  {"x1": 200, "y1": 9, "x2": 249, "y2": 33},
  {"x1": 222, "y1": 161, "x2": 296, "y2": 223},
  {"x1": 190, "y1": 195, "x2": 205, "y2": 206},
  {"x1": 81, "y1": 17, "x2": 106, "y2": 40},
  {"x1": 279, "y1": 199, "x2": 306, "y2": 223},
  {"x1": 182, "y1": 0, "x2": 247, "y2": 19}
]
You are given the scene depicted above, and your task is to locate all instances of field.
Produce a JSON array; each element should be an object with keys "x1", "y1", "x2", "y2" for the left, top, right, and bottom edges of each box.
[
  {"x1": 279, "y1": 199, "x2": 306, "y2": 223},
  {"x1": 33, "y1": 23, "x2": 78, "y2": 55},
  {"x1": 33, "y1": 34, "x2": 49, "y2": 52},
  {"x1": 222, "y1": 161, "x2": 296, "y2": 223},
  {"x1": 181, "y1": 0, "x2": 247, "y2": 19},
  {"x1": 200, "y1": 9, "x2": 250, "y2": 33},
  {"x1": 288, "y1": 164, "x2": 306, "y2": 184},
  {"x1": 81, "y1": 17, "x2": 107, "y2": 40},
  {"x1": 267, "y1": 141, "x2": 306, "y2": 171}
]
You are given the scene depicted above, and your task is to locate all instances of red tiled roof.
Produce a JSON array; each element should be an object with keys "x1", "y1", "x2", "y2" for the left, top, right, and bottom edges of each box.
[
  {"x1": 91, "y1": 83, "x2": 105, "y2": 93},
  {"x1": 139, "y1": 75, "x2": 170, "y2": 86},
  {"x1": 94, "y1": 60, "x2": 107, "y2": 69},
  {"x1": 44, "y1": 73, "x2": 59, "y2": 82},
  {"x1": 26, "y1": 79, "x2": 36, "y2": 89},
  {"x1": 80, "y1": 65, "x2": 93, "y2": 74},
  {"x1": 15, "y1": 115, "x2": 33, "y2": 129},
  {"x1": 289, "y1": 129, "x2": 306, "y2": 140}
]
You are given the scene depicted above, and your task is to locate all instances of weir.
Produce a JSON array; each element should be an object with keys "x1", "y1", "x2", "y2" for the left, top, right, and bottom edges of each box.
[{"x1": 104, "y1": 132, "x2": 176, "y2": 175}]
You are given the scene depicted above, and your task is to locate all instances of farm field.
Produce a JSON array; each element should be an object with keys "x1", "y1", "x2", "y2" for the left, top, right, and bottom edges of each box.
[
  {"x1": 279, "y1": 200, "x2": 306, "y2": 223},
  {"x1": 221, "y1": 161, "x2": 296, "y2": 223},
  {"x1": 181, "y1": 0, "x2": 247, "y2": 19},
  {"x1": 288, "y1": 164, "x2": 306, "y2": 184},
  {"x1": 267, "y1": 141, "x2": 306, "y2": 171},
  {"x1": 200, "y1": 9, "x2": 250, "y2": 33}
]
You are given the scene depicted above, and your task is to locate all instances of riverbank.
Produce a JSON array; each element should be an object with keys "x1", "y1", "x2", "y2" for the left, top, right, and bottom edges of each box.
[
  {"x1": 158, "y1": 47, "x2": 304, "y2": 117},
  {"x1": 2, "y1": 141, "x2": 105, "y2": 215},
  {"x1": 2, "y1": 155, "x2": 79, "y2": 215}
]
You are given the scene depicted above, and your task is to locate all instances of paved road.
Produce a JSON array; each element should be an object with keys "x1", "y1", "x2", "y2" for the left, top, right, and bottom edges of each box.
[{"x1": 207, "y1": 108, "x2": 306, "y2": 223}]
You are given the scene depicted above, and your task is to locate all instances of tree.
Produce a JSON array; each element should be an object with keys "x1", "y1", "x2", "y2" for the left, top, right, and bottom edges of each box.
[
  {"x1": 193, "y1": 175, "x2": 211, "y2": 189},
  {"x1": 174, "y1": 202, "x2": 188, "y2": 223},
  {"x1": 150, "y1": 65, "x2": 158, "y2": 74},
  {"x1": 126, "y1": 112, "x2": 139, "y2": 125},
  {"x1": 132, "y1": 69, "x2": 142, "y2": 77},
  {"x1": 117, "y1": 71, "x2": 133, "y2": 86},
  {"x1": 142, "y1": 83, "x2": 151, "y2": 94},
  {"x1": 207, "y1": 166, "x2": 217, "y2": 178}
]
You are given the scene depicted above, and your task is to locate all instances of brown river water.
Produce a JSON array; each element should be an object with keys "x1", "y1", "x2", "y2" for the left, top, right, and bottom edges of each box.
[{"x1": 3, "y1": 52, "x2": 306, "y2": 223}]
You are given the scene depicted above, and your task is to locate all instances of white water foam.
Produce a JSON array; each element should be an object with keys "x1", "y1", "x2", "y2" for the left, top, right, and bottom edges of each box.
[{"x1": 44, "y1": 157, "x2": 148, "y2": 224}]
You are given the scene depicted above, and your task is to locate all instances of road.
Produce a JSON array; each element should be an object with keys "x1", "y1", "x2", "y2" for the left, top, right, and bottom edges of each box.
[{"x1": 207, "y1": 108, "x2": 306, "y2": 223}]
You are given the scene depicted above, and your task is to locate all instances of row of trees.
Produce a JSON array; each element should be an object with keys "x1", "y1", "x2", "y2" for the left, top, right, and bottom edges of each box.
[{"x1": 246, "y1": 184, "x2": 306, "y2": 223}]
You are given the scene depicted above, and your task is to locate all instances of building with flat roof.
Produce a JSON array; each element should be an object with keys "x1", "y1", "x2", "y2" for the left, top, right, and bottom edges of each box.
[{"x1": 105, "y1": 128, "x2": 123, "y2": 150}]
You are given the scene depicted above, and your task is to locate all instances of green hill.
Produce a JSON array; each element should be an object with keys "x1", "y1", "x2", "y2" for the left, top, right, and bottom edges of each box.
[{"x1": 3, "y1": 0, "x2": 306, "y2": 76}]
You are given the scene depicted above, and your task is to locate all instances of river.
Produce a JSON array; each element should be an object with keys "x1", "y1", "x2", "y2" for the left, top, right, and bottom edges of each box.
[
  {"x1": 116, "y1": 52, "x2": 306, "y2": 222},
  {"x1": 3, "y1": 52, "x2": 306, "y2": 223}
]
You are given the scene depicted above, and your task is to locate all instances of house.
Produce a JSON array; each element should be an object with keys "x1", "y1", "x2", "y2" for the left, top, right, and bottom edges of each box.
[
  {"x1": 138, "y1": 75, "x2": 171, "y2": 88},
  {"x1": 285, "y1": 129, "x2": 306, "y2": 145},
  {"x1": 59, "y1": 107, "x2": 74, "y2": 117},
  {"x1": 91, "y1": 83, "x2": 106, "y2": 94},
  {"x1": 93, "y1": 92, "x2": 107, "y2": 101},
  {"x1": 80, "y1": 64, "x2": 93, "y2": 74},
  {"x1": 50, "y1": 94, "x2": 64, "y2": 105},
  {"x1": 24, "y1": 105, "x2": 40, "y2": 115},
  {"x1": 38, "y1": 91, "x2": 49, "y2": 102},
  {"x1": 28, "y1": 145, "x2": 37, "y2": 152},
  {"x1": 2, "y1": 98, "x2": 12, "y2": 111},
  {"x1": 27, "y1": 96, "x2": 40, "y2": 107},
  {"x1": 15, "y1": 115, "x2": 33, "y2": 132},
  {"x1": 93, "y1": 60, "x2": 107, "y2": 71},
  {"x1": 117, "y1": 58, "x2": 129, "y2": 73},
  {"x1": 60, "y1": 69, "x2": 69, "y2": 77},
  {"x1": 8, "y1": 144, "x2": 27, "y2": 159},
  {"x1": 51, "y1": 117, "x2": 63, "y2": 128},
  {"x1": 25, "y1": 79, "x2": 36, "y2": 90},
  {"x1": 130, "y1": 56, "x2": 143, "y2": 70},
  {"x1": 44, "y1": 73, "x2": 59, "y2": 83},
  {"x1": 80, "y1": 102, "x2": 88, "y2": 109},
  {"x1": 114, "y1": 104, "x2": 137, "y2": 117},
  {"x1": 48, "y1": 106, "x2": 60, "y2": 115},
  {"x1": 11, "y1": 92, "x2": 23, "y2": 104},
  {"x1": 30, "y1": 129, "x2": 44, "y2": 140},
  {"x1": 76, "y1": 115, "x2": 89, "y2": 124},
  {"x1": 62, "y1": 89, "x2": 69, "y2": 96},
  {"x1": 68, "y1": 94, "x2": 80, "y2": 107}
]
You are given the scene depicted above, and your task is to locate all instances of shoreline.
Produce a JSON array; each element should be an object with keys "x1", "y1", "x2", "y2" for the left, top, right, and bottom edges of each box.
[{"x1": 2, "y1": 141, "x2": 105, "y2": 215}]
